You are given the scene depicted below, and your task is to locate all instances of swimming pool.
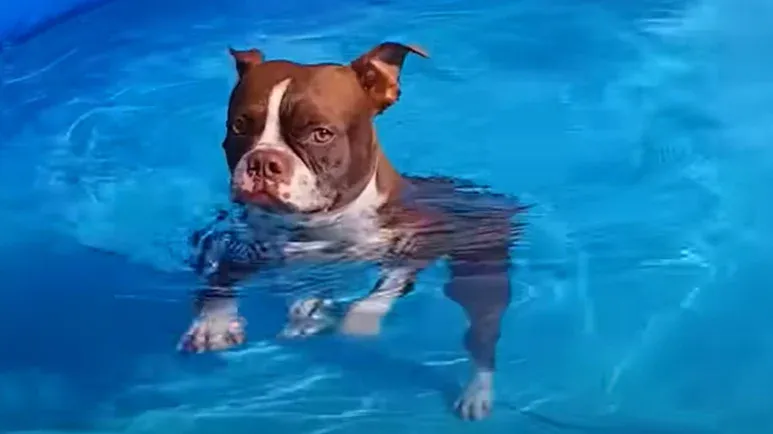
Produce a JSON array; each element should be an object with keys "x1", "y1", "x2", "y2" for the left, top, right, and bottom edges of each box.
[{"x1": 2, "y1": 0, "x2": 773, "y2": 432}]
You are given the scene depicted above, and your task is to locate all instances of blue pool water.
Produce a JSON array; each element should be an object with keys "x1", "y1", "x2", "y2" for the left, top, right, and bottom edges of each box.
[{"x1": 2, "y1": 0, "x2": 773, "y2": 432}]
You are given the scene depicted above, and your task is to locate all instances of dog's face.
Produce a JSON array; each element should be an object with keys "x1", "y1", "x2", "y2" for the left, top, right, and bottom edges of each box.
[{"x1": 222, "y1": 42, "x2": 427, "y2": 215}]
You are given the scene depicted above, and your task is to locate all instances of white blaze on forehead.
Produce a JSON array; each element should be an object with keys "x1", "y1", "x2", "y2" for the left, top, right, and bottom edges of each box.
[{"x1": 256, "y1": 78, "x2": 291, "y2": 148}]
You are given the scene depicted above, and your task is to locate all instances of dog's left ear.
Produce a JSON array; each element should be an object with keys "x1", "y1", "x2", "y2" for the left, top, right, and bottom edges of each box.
[
  {"x1": 350, "y1": 42, "x2": 428, "y2": 115},
  {"x1": 229, "y1": 47, "x2": 264, "y2": 78}
]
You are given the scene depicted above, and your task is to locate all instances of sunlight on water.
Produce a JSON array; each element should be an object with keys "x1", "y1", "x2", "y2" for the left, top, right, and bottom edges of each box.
[{"x1": 2, "y1": 0, "x2": 773, "y2": 432}]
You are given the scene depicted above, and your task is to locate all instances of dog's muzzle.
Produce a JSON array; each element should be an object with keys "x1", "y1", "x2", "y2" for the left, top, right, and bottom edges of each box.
[{"x1": 231, "y1": 148, "x2": 294, "y2": 206}]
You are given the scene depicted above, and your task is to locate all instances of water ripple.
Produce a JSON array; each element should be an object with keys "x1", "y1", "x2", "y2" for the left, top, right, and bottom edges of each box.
[{"x1": 2, "y1": 0, "x2": 773, "y2": 432}]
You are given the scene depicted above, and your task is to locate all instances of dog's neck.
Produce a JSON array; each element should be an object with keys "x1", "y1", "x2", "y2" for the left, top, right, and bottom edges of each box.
[
  {"x1": 372, "y1": 142, "x2": 406, "y2": 206},
  {"x1": 302, "y1": 143, "x2": 402, "y2": 229}
]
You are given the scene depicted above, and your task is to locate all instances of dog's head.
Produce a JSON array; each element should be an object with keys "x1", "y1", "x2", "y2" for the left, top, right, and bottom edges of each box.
[{"x1": 221, "y1": 42, "x2": 427, "y2": 215}]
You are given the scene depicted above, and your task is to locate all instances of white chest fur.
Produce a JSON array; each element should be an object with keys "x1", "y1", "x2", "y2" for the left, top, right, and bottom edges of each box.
[
  {"x1": 244, "y1": 172, "x2": 393, "y2": 262},
  {"x1": 302, "y1": 173, "x2": 394, "y2": 258}
]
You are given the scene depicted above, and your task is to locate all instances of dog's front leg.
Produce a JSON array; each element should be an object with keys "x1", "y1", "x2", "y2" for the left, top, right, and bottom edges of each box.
[
  {"x1": 280, "y1": 208, "x2": 441, "y2": 339},
  {"x1": 178, "y1": 218, "x2": 280, "y2": 353},
  {"x1": 337, "y1": 207, "x2": 450, "y2": 336},
  {"x1": 178, "y1": 283, "x2": 247, "y2": 353},
  {"x1": 280, "y1": 265, "x2": 417, "y2": 338},
  {"x1": 338, "y1": 265, "x2": 417, "y2": 336}
]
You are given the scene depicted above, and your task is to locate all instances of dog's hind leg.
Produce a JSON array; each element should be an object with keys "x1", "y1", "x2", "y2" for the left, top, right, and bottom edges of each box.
[{"x1": 444, "y1": 221, "x2": 513, "y2": 421}]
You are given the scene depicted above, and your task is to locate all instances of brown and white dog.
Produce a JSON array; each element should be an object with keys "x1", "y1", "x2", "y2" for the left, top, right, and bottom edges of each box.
[{"x1": 177, "y1": 42, "x2": 526, "y2": 421}]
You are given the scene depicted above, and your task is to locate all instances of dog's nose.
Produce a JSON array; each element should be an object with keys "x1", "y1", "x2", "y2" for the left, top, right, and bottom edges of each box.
[{"x1": 245, "y1": 149, "x2": 292, "y2": 183}]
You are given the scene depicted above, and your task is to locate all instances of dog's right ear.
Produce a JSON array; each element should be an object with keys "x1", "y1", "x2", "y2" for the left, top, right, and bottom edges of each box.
[{"x1": 229, "y1": 47, "x2": 264, "y2": 78}]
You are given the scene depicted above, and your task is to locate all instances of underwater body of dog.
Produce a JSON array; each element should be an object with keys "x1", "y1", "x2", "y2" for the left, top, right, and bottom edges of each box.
[{"x1": 177, "y1": 42, "x2": 527, "y2": 421}]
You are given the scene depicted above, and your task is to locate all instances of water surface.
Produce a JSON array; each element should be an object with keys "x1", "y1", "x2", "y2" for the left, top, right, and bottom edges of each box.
[{"x1": 2, "y1": 0, "x2": 773, "y2": 432}]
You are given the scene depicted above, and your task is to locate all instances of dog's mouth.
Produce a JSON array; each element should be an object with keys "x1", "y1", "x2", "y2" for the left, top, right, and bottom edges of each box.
[
  {"x1": 235, "y1": 194, "x2": 295, "y2": 215},
  {"x1": 240, "y1": 191, "x2": 282, "y2": 207},
  {"x1": 231, "y1": 185, "x2": 336, "y2": 216},
  {"x1": 231, "y1": 182, "x2": 289, "y2": 211}
]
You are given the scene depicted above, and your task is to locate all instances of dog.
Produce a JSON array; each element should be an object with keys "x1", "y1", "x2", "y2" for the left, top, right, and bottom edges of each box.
[{"x1": 177, "y1": 42, "x2": 527, "y2": 421}]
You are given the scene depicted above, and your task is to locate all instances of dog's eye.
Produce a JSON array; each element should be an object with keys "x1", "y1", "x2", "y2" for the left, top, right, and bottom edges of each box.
[
  {"x1": 230, "y1": 116, "x2": 250, "y2": 135},
  {"x1": 309, "y1": 127, "x2": 335, "y2": 145}
]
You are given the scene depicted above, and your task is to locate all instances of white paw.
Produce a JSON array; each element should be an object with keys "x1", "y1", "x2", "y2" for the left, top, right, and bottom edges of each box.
[
  {"x1": 454, "y1": 370, "x2": 494, "y2": 421},
  {"x1": 177, "y1": 312, "x2": 246, "y2": 353},
  {"x1": 339, "y1": 299, "x2": 389, "y2": 336},
  {"x1": 278, "y1": 298, "x2": 337, "y2": 338}
]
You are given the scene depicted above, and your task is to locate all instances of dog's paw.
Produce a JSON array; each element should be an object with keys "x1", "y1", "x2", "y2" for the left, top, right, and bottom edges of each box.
[
  {"x1": 454, "y1": 370, "x2": 494, "y2": 421},
  {"x1": 177, "y1": 312, "x2": 246, "y2": 353},
  {"x1": 278, "y1": 298, "x2": 338, "y2": 339}
]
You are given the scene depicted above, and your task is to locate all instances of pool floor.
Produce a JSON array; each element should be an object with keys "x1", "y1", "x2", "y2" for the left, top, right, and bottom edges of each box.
[{"x1": 2, "y1": 0, "x2": 773, "y2": 432}]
